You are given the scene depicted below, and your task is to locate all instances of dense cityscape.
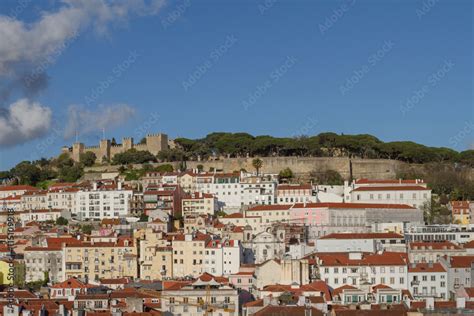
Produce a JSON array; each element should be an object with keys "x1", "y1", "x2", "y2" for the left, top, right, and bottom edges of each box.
[
  {"x1": 1, "y1": 0, "x2": 472, "y2": 315},
  {"x1": 0, "y1": 131, "x2": 473, "y2": 316}
]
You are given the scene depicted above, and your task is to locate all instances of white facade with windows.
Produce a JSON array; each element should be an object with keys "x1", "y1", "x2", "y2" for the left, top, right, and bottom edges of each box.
[
  {"x1": 73, "y1": 183, "x2": 132, "y2": 220},
  {"x1": 408, "y1": 263, "x2": 448, "y2": 299},
  {"x1": 317, "y1": 252, "x2": 408, "y2": 290},
  {"x1": 204, "y1": 239, "x2": 240, "y2": 276}
]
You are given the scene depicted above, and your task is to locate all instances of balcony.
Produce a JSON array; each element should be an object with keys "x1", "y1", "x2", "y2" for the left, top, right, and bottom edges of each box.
[{"x1": 411, "y1": 280, "x2": 420, "y2": 286}]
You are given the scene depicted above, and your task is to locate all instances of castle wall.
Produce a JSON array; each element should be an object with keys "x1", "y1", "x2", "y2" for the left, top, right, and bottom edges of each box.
[{"x1": 66, "y1": 133, "x2": 169, "y2": 162}]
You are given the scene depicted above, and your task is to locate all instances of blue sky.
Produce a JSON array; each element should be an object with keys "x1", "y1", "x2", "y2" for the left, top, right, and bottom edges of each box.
[{"x1": 0, "y1": 0, "x2": 472, "y2": 170}]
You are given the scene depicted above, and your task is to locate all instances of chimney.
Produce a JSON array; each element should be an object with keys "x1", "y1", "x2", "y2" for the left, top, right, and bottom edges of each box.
[
  {"x1": 456, "y1": 297, "x2": 466, "y2": 309},
  {"x1": 93, "y1": 182, "x2": 98, "y2": 190},
  {"x1": 118, "y1": 182, "x2": 122, "y2": 190}
]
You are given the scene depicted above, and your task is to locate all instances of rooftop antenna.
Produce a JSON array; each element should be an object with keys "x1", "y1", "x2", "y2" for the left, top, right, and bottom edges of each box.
[{"x1": 102, "y1": 128, "x2": 106, "y2": 140}]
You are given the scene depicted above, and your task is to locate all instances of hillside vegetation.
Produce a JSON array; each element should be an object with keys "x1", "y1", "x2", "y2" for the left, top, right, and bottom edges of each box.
[{"x1": 169, "y1": 132, "x2": 473, "y2": 165}]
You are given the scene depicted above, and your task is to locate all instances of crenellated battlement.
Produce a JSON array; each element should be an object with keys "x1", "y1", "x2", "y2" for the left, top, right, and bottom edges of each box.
[{"x1": 62, "y1": 132, "x2": 170, "y2": 162}]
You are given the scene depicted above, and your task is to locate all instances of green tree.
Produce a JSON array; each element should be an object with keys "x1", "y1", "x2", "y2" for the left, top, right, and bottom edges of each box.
[
  {"x1": 155, "y1": 164, "x2": 174, "y2": 172},
  {"x1": 279, "y1": 168, "x2": 294, "y2": 181},
  {"x1": 59, "y1": 165, "x2": 83, "y2": 182},
  {"x1": 80, "y1": 151, "x2": 97, "y2": 167},
  {"x1": 81, "y1": 224, "x2": 93, "y2": 235},
  {"x1": 11, "y1": 161, "x2": 42, "y2": 185},
  {"x1": 252, "y1": 158, "x2": 263, "y2": 176},
  {"x1": 56, "y1": 217, "x2": 69, "y2": 226},
  {"x1": 139, "y1": 214, "x2": 149, "y2": 222}
]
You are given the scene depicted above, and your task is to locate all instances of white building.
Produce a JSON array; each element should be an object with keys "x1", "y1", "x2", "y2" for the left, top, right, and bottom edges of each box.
[
  {"x1": 276, "y1": 184, "x2": 316, "y2": 204},
  {"x1": 204, "y1": 239, "x2": 241, "y2": 276},
  {"x1": 20, "y1": 209, "x2": 63, "y2": 224},
  {"x1": 344, "y1": 179, "x2": 431, "y2": 209},
  {"x1": 316, "y1": 252, "x2": 408, "y2": 290},
  {"x1": 195, "y1": 172, "x2": 278, "y2": 212},
  {"x1": 73, "y1": 182, "x2": 133, "y2": 220},
  {"x1": 316, "y1": 232, "x2": 406, "y2": 253},
  {"x1": 439, "y1": 255, "x2": 474, "y2": 297},
  {"x1": 408, "y1": 262, "x2": 448, "y2": 299}
]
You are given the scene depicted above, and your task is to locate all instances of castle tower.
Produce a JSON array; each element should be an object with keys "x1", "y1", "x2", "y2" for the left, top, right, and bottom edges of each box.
[
  {"x1": 146, "y1": 133, "x2": 169, "y2": 155},
  {"x1": 72, "y1": 143, "x2": 85, "y2": 162},
  {"x1": 122, "y1": 137, "x2": 134, "y2": 151},
  {"x1": 99, "y1": 139, "x2": 111, "y2": 162}
]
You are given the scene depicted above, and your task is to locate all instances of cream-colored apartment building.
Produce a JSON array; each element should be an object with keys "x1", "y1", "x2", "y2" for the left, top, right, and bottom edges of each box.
[{"x1": 63, "y1": 237, "x2": 137, "y2": 283}]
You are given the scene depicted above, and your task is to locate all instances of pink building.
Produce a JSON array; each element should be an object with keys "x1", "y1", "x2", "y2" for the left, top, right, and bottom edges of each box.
[{"x1": 290, "y1": 203, "x2": 330, "y2": 226}]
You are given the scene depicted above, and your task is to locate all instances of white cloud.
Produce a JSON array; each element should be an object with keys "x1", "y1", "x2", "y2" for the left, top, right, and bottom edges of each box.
[
  {"x1": 0, "y1": 0, "x2": 166, "y2": 75},
  {"x1": 0, "y1": 0, "x2": 165, "y2": 147},
  {"x1": 0, "y1": 99, "x2": 52, "y2": 146},
  {"x1": 64, "y1": 104, "x2": 136, "y2": 139}
]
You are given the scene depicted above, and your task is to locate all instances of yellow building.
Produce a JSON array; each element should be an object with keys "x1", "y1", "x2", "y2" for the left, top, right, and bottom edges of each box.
[
  {"x1": 63, "y1": 237, "x2": 137, "y2": 283},
  {"x1": 172, "y1": 232, "x2": 211, "y2": 278},
  {"x1": 0, "y1": 259, "x2": 25, "y2": 286},
  {"x1": 449, "y1": 201, "x2": 472, "y2": 225},
  {"x1": 182, "y1": 192, "x2": 217, "y2": 217},
  {"x1": 139, "y1": 228, "x2": 173, "y2": 280}
]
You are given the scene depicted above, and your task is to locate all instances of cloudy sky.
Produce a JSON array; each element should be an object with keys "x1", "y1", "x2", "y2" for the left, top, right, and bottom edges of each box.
[{"x1": 0, "y1": 0, "x2": 472, "y2": 170}]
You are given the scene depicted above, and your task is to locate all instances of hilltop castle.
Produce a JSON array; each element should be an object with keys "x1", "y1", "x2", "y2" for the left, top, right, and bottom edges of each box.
[{"x1": 61, "y1": 133, "x2": 170, "y2": 163}]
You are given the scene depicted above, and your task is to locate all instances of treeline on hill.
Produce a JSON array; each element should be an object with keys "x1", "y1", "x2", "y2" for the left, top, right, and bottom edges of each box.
[{"x1": 169, "y1": 132, "x2": 474, "y2": 166}]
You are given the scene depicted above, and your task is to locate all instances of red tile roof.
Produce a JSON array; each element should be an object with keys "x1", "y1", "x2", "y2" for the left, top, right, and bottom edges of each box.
[
  {"x1": 408, "y1": 263, "x2": 446, "y2": 273},
  {"x1": 293, "y1": 202, "x2": 416, "y2": 210},
  {"x1": 320, "y1": 232, "x2": 404, "y2": 240},
  {"x1": 356, "y1": 179, "x2": 423, "y2": 184},
  {"x1": 51, "y1": 278, "x2": 93, "y2": 289},
  {"x1": 247, "y1": 204, "x2": 292, "y2": 211},
  {"x1": 448, "y1": 256, "x2": 474, "y2": 268},
  {"x1": 317, "y1": 252, "x2": 407, "y2": 266},
  {"x1": 352, "y1": 186, "x2": 429, "y2": 191},
  {"x1": 0, "y1": 185, "x2": 38, "y2": 192},
  {"x1": 252, "y1": 306, "x2": 323, "y2": 316}
]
